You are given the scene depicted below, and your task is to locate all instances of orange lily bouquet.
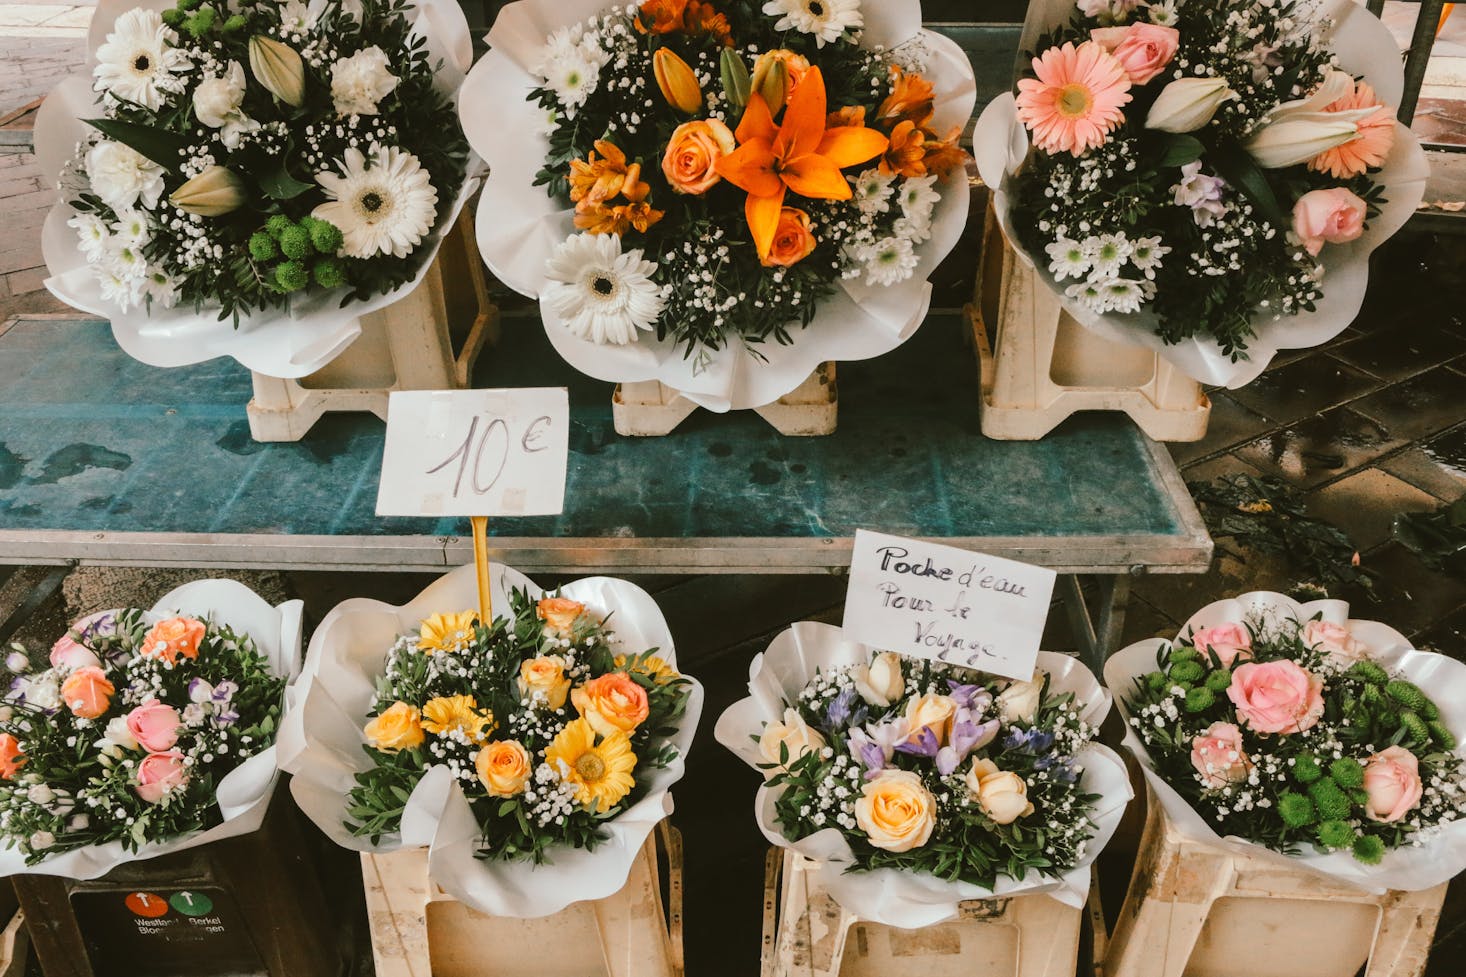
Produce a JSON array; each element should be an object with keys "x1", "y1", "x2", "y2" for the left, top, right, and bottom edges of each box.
[{"x1": 462, "y1": 0, "x2": 977, "y2": 408}]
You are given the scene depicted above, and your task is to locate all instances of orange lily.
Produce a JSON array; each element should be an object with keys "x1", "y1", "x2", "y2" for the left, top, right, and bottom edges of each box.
[{"x1": 715, "y1": 67, "x2": 888, "y2": 261}]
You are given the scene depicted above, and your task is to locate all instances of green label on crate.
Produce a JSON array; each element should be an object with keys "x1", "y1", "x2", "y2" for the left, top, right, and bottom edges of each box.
[{"x1": 71, "y1": 885, "x2": 266, "y2": 977}]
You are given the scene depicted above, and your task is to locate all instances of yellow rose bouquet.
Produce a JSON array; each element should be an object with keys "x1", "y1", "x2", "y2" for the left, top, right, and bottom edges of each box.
[{"x1": 716, "y1": 624, "x2": 1131, "y2": 927}]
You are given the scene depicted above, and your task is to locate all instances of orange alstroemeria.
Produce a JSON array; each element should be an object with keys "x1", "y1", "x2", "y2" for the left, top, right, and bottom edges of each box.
[
  {"x1": 569, "y1": 141, "x2": 634, "y2": 205},
  {"x1": 827, "y1": 105, "x2": 866, "y2": 130},
  {"x1": 875, "y1": 65, "x2": 936, "y2": 130},
  {"x1": 880, "y1": 120, "x2": 929, "y2": 178},
  {"x1": 715, "y1": 67, "x2": 888, "y2": 261},
  {"x1": 922, "y1": 127, "x2": 969, "y2": 178}
]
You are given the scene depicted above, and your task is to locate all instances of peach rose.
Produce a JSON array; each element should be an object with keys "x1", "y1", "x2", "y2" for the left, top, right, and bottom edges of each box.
[
  {"x1": 1189, "y1": 721, "x2": 1252, "y2": 789},
  {"x1": 751, "y1": 49, "x2": 810, "y2": 106},
  {"x1": 0, "y1": 733, "x2": 24, "y2": 779},
  {"x1": 537, "y1": 597, "x2": 585, "y2": 637},
  {"x1": 763, "y1": 208, "x2": 817, "y2": 268},
  {"x1": 1302, "y1": 620, "x2": 1368, "y2": 668},
  {"x1": 965, "y1": 758, "x2": 1035, "y2": 825},
  {"x1": 476, "y1": 739, "x2": 532, "y2": 797},
  {"x1": 1362, "y1": 746, "x2": 1423, "y2": 823},
  {"x1": 364, "y1": 701, "x2": 425, "y2": 752},
  {"x1": 50, "y1": 635, "x2": 101, "y2": 671},
  {"x1": 135, "y1": 750, "x2": 188, "y2": 804},
  {"x1": 518, "y1": 656, "x2": 572, "y2": 710},
  {"x1": 854, "y1": 769, "x2": 936, "y2": 852},
  {"x1": 1191, "y1": 622, "x2": 1252, "y2": 667},
  {"x1": 662, "y1": 119, "x2": 735, "y2": 195},
  {"x1": 126, "y1": 699, "x2": 181, "y2": 752},
  {"x1": 1091, "y1": 23, "x2": 1180, "y2": 86},
  {"x1": 572, "y1": 672, "x2": 649, "y2": 737},
  {"x1": 1227, "y1": 660, "x2": 1325, "y2": 735},
  {"x1": 1292, "y1": 187, "x2": 1366, "y2": 257},
  {"x1": 61, "y1": 666, "x2": 115, "y2": 720},
  {"x1": 904, "y1": 693, "x2": 956, "y2": 747},
  {"x1": 140, "y1": 616, "x2": 206, "y2": 664}
]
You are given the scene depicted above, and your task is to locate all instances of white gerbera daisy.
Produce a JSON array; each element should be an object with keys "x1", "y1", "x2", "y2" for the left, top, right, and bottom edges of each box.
[
  {"x1": 92, "y1": 8, "x2": 189, "y2": 111},
  {"x1": 762, "y1": 0, "x2": 863, "y2": 48},
  {"x1": 862, "y1": 236, "x2": 918, "y2": 287},
  {"x1": 312, "y1": 145, "x2": 438, "y2": 259},
  {"x1": 852, "y1": 168, "x2": 895, "y2": 214},
  {"x1": 69, "y1": 213, "x2": 111, "y2": 262},
  {"x1": 86, "y1": 140, "x2": 166, "y2": 213},
  {"x1": 543, "y1": 233, "x2": 663, "y2": 346},
  {"x1": 1045, "y1": 238, "x2": 1089, "y2": 281},
  {"x1": 898, "y1": 175, "x2": 940, "y2": 226}
]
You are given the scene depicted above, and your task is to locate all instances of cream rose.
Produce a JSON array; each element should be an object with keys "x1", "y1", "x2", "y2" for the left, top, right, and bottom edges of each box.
[
  {"x1": 996, "y1": 674, "x2": 1045, "y2": 723},
  {"x1": 904, "y1": 693, "x2": 956, "y2": 746},
  {"x1": 852, "y1": 652, "x2": 905, "y2": 708},
  {"x1": 965, "y1": 758, "x2": 1035, "y2": 825},
  {"x1": 758, "y1": 707, "x2": 826, "y2": 774},
  {"x1": 854, "y1": 769, "x2": 936, "y2": 852}
]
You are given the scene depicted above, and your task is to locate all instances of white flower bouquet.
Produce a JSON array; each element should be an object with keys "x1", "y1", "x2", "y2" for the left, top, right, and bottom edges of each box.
[
  {"x1": 973, "y1": 0, "x2": 1428, "y2": 387},
  {"x1": 460, "y1": 0, "x2": 978, "y2": 411},
  {"x1": 0, "y1": 579, "x2": 302, "y2": 881},
  {"x1": 715, "y1": 623, "x2": 1131, "y2": 928},
  {"x1": 278, "y1": 563, "x2": 704, "y2": 917},
  {"x1": 1106, "y1": 592, "x2": 1466, "y2": 891},
  {"x1": 36, "y1": 0, "x2": 477, "y2": 378}
]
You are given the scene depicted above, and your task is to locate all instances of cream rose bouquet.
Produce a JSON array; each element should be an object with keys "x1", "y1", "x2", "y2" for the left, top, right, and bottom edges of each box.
[
  {"x1": 0, "y1": 580, "x2": 301, "y2": 880},
  {"x1": 716, "y1": 624, "x2": 1131, "y2": 927},
  {"x1": 1107, "y1": 592, "x2": 1466, "y2": 891},
  {"x1": 279, "y1": 564, "x2": 704, "y2": 917}
]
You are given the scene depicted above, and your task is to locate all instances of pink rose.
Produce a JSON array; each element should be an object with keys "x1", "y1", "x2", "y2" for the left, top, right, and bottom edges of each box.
[
  {"x1": 1302, "y1": 620, "x2": 1368, "y2": 668},
  {"x1": 134, "y1": 750, "x2": 187, "y2": 804},
  {"x1": 126, "y1": 699, "x2": 181, "y2": 753},
  {"x1": 1189, "y1": 721, "x2": 1252, "y2": 789},
  {"x1": 1362, "y1": 746, "x2": 1423, "y2": 823},
  {"x1": 1090, "y1": 23, "x2": 1180, "y2": 86},
  {"x1": 49, "y1": 635, "x2": 100, "y2": 671},
  {"x1": 1227, "y1": 660, "x2": 1325, "y2": 735},
  {"x1": 1191, "y1": 623, "x2": 1253, "y2": 667},
  {"x1": 1291, "y1": 188, "x2": 1366, "y2": 257}
]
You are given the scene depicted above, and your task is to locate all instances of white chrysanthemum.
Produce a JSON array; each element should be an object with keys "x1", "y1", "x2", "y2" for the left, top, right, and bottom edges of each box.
[
  {"x1": 862, "y1": 236, "x2": 918, "y2": 287},
  {"x1": 1064, "y1": 279, "x2": 1107, "y2": 313},
  {"x1": 193, "y1": 61, "x2": 259, "y2": 150},
  {"x1": 544, "y1": 52, "x2": 602, "y2": 113},
  {"x1": 893, "y1": 217, "x2": 931, "y2": 245},
  {"x1": 543, "y1": 233, "x2": 663, "y2": 346},
  {"x1": 898, "y1": 175, "x2": 940, "y2": 225},
  {"x1": 312, "y1": 145, "x2": 439, "y2": 258},
  {"x1": 331, "y1": 45, "x2": 399, "y2": 116},
  {"x1": 106, "y1": 241, "x2": 148, "y2": 279},
  {"x1": 1083, "y1": 234, "x2": 1131, "y2": 279},
  {"x1": 142, "y1": 267, "x2": 181, "y2": 308},
  {"x1": 1045, "y1": 238, "x2": 1089, "y2": 281},
  {"x1": 762, "y1": 0, "x2": 863, "y2": 48},
  {"x1": 853, "y1": 168, "x2": 895, "y2": 214},
  {"x1": 70, "y1": 213, "x2": 110, "y2": 262},
  {"x1": 86, "y1": 140, "x2": 166, "y2": 213},
  {"x1": 97, "y1": 267, "x2": 141, "y2": 311},
  {"x1": 278, "y1": 0, "x2": 330, "y2": 33},
  {"x1": 1129, "y1": 236, "x2": 1170, "y2": 276},
  {"x1": 1147, "y1": 1, "x2": 1179, "y2": 27},
  {"x1": 111, "y1": 210, "x2": 150, "y2": 248},
  {"x1": 1098, "y1": 278, "x2": 1147, "y2": 314},
  {"x1": 92, "y1": 8, "x2": 189, "y2": 111}
]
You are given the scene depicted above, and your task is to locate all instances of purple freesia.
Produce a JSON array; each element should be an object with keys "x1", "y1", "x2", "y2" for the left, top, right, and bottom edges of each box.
[
  {"x1": 1004, "y1": 727, "x2": 1055, "y2": 754},
  {"x1": 214, "y1": 707, "x2": 240, "y2": 727},
  {"x1": 188, "y1": 678, "x2": 214, "y2": 704},
  {"x1": 211, "y1": 680, "x2": 238, "y2": 703},
  {"x1": 896, "y1": 725, "x2": 941, "y2": 758},
  {"x1": 847, "y1": 728, "x2": 889, "y2": 778},
  {"x1": 935, "y1": 715, "x2": 1002, "y2": 775},
  {"x1": 946, "y1": 681, "x2": 992, "y2": 713},
  {"x1": 1173, "y1": 161, "x2": 1227, "y2": 227},
  {"x1": 823, "y1": 688, "x2": 866, "y2": 732}
]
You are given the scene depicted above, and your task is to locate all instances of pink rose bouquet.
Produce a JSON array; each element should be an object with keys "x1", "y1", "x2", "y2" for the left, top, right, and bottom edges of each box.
[
  {"x1": 0, "y1": 601, "x2": 286, "y2": 864},
  {"x1": 1111, "y1": 594, "x2": 1466, "y2": 873}
]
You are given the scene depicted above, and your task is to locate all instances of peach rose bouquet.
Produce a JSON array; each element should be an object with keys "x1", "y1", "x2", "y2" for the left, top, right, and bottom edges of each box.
[
  {"x1": 717, "y1": 624, "x2": 1131, "y2": 928},
  {"x1": 1108, "y1": 592, "x2": 1466, "y2": 889},
  {"x1": 0, "y1": 580, "x2": 300, "y2": 876}
]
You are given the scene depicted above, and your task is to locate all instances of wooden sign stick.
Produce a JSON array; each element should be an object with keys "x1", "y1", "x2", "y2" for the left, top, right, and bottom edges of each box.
[{"x1": 470, "y1": 515, "x2": 492, "y2": 623}]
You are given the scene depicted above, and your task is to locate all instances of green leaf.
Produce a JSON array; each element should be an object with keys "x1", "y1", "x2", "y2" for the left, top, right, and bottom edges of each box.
[
  {"x1": 1159, "y1": 135, "x2": 1204, "y2": 168},
  {"x1": 258, "y1": 163, "x2": 316, "y2": 201},
  {"x1": 84, "y1": 118, "x2": 189, "y2": 172},
  {"x1": 1209, "y1": 145, "x2": 1287, "y2": 227}
]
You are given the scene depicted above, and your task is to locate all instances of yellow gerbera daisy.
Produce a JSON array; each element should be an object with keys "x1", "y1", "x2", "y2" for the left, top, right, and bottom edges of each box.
[
  {"x1": 614, "y1": 654, "x2": 679, "y2": 683},
  {"x1": 421, "y1": 695, "x2": 494, "y2": 743},
  {"x1": 544, "y1": 718, "x2": 637, "y2": 813},
  {"x1": 417, "y1": 611, "x2": 479, "y2": 655}
]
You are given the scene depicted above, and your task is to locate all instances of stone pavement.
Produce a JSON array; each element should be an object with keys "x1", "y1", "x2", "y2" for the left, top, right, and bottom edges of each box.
[{"x1": 0, "y1": 2, "x2": 90, "y2": 121}]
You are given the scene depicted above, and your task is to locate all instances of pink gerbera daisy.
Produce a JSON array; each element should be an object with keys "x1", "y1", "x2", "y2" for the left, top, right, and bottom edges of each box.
[
  {"x1": 1015, "y1": 41, "x2": 1132, "y2": 157},
  {"x1": 1308, "y1": 79, "x2": 1396, "y2": 179}
]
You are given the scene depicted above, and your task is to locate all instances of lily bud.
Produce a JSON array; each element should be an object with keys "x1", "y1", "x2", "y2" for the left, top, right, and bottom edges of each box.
[
  {"x1": 720, "y1": 48, "x2": 751, "y2": 110},
  {"x1": 1244, "y1": 111, "x2": 1373, "y2": 168},
  {"x1": 248, "y1": 35, "x2": 305, "y2": 107},
  {"x1": 170, "y1": 165, "x2": 246, "y2": 217},
  {"x1": 754, "y1": 59, "x2": 789, "y2": 111},
  {"x1": 653, "y1": 49, "x2": 703, "y2": 115},
  {"x1": 1146, "y1": 77, "x2": 1236, "y2": 133}
]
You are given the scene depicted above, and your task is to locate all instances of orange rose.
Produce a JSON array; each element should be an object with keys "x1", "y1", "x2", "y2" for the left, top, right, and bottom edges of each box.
[
  {"x1": 763, "y1": 208, "x2": 817, "y2": 268},
  {"x1": 140, "y1": 617, "x2": 206, "y2": 664},
  {"x1": 475, "y1": 739, "x2": 532, "y2": 797},
  {"x1": 0, "y1": 733, "x2": 24, "y2": 780},
  {"x1": 662, "y1": 119, "x2": 736, "y2": 195},
  {"x1": 537, "y1": 597, "x2": 585, "y2": 637},
  {"x1": 751, "y1": 49, "x2": 811, "y2": 107},
  {"x1": 572, "y1": 673, "x2": 650, "y2": 737},
  {"x1": 61, "y1": 666, "x2": 115, "y2": 719}
]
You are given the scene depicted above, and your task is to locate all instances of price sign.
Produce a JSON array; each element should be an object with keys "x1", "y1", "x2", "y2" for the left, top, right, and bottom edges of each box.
[
  {"x1": 841, "y1": 530, "x2": 1056, "y2": 681},
  {"x1": 376, "y1": 388, "x2": 570, "y2": 518}
]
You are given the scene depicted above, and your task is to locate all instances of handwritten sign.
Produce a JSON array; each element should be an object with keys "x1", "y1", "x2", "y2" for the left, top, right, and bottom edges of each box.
[
  {"x1": 376, "y1": 389, "x2": 569, "y2": 517},
  {"x1": 841, "y1": 530, "x2": 1056, "y2": 681}
]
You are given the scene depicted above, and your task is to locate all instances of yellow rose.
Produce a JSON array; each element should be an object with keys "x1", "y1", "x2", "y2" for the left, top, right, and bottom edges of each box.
[
  {"x1": 965, "y1": 758, "x2": 1034, "y2": 825},
  {"x1": 571, "y1": 673, "x2": 649, "y2": 737},
  {"x1": 758, "y1": 708, "x2": 826, "y2": 776},
  {"x1": 852, "y1": 652, "x2": 905, "y2": 708},
  {"x1": 904, "y1": 693, "x2": 957, "y2": 747},
  {"x1": 854, "y1": 769, "x2": 936, "y2": 852},
  {"x1": 475, "y1": 740, "x2": 532, "y2": 797},
  {"x1": 537, "y1": 597, "x2": 585, "y2": 637},
  {"x1": 518, "y1": 656, "x2": 571, "y2": 710},
  {"x1": 363, "y1": 701, "x2": 424, "y2": 752}
]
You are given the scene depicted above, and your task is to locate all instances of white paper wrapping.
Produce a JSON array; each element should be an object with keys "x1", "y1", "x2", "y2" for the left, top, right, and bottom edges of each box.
[
  {"x1": 973, "y1": 0, "x2": 1429, "y2": 388},
  {"x1": 0, "y1": 579, "x2": 304, "y2": 881},
  {"x1": 1105, "y1": 591, "x2": 1466, "y2": 893},
  {"x1": 276, "y1": 563, "x2": 705, "y2": 919},
  {"x1": 461, "y1": 0, "x2": 978, "y2": 411},
  {"x1": 35, "y1": 0, "x2": 480, "y2": 380},
  {"x1": 714, "y1": 622, "x2": 1133, "y2": 928}
]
